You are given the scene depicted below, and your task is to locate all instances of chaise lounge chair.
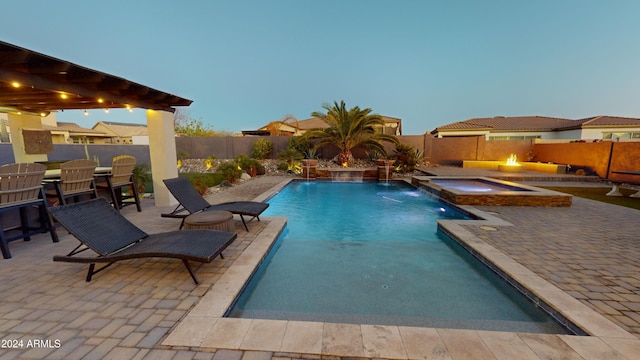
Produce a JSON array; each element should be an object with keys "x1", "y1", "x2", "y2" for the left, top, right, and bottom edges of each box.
[
  {"x1": 161, "y1": 177, "x2": 269, "y2": 231},
  {"x1": 48, "y1": 198, "x2": 237, "y2": 284}
]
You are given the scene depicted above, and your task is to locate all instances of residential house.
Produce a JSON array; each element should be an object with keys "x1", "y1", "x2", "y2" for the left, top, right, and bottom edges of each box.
[
  {"x1": 42, "y1": 121, "x2": 110, "y2": 144},
  {"x1": 244, "y1": 115, "x2": 402, "y2": 136},
  {"x1": 1, "y1": 113, "x2": 110, "y2": 144},
  {"x1": 431, "y1": 115, "x2": 640, "y2": 141},
  {"x1": 92, "y1": 121, "x2": 149, "y2": 144}
]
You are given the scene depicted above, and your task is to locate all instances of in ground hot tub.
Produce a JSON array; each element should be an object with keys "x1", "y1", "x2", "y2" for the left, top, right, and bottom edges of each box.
[{"x1": 412, "y1": 176, "x2": 572, "y2": 207}]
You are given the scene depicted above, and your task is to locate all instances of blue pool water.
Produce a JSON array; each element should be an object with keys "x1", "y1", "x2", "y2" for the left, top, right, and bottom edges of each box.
[
  {"x1": 430, "y1": 178, "x2": 532, "y2": 192},
  {"x1": 227, "y1": 181, "x2": 567, "y2": 333}
]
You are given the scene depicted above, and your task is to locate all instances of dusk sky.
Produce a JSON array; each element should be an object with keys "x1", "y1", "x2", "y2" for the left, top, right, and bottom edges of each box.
[{"x1": 4, "y1": 0, "x2": 640, "y2": 135}]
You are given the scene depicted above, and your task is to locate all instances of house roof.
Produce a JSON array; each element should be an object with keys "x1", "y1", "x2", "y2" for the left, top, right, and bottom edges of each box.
[
  {"x1": 579, "y1": 116, "x2": 640, "y2": 128},
  {"x1": 296, "y1": 115, "x2": 402, "y2": 130},
  {"x1": 42, "y1": 121, "x2": 105, "y2": 135},
  {"x1": 0, "y1": 40, "x2": 192, "y2": 116},
  {"x1": 432, "y1": 116, "x2": 585, "y2": 134},
  {"x1": 93, "y1": 121, "x2": 148, "y2": 137}
]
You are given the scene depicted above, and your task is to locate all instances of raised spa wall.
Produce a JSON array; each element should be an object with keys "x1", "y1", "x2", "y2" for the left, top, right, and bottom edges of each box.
[{"x1": 412, "y1": 176, "x2": 573, "y2": 207}]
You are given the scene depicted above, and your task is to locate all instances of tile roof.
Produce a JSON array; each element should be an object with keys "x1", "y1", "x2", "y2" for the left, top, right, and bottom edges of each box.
[
  {"x1": 434, "y1": 116, "x2": 583, "y2": 133},
  {"x1": 93, "y1": 121, "x2": 148, "y2": 137},
  {"x1": 296, "y1": 115, "x2": 401, "y2": 130},
  {"x1": 42, "y1": 122, "x2": 104, "y2": 134},
  {"x1": 579, "y1": 116, "x2": 640, "y2": 127}
]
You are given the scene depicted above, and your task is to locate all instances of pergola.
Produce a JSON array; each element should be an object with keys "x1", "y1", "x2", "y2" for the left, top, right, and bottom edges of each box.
[{"x1": 0, "y1": 40, "x2": 192, "y2": 206}]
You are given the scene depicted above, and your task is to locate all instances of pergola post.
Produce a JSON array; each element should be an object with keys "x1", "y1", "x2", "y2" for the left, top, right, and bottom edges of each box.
[
  {"x1": 146, "y1": 110, "x2": 178, "y2": 207},
  {"x1": 7, "y1": 113, "x2": 48, "y2": 163}
]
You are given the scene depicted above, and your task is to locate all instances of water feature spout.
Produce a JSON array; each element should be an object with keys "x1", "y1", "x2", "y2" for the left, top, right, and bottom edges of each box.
[
  {"x1": 385, "y1": 160, "x2": 390, "y2": 184},
  {"x1": 329, "y1": 168, "x2": 365, "y2": 182}
]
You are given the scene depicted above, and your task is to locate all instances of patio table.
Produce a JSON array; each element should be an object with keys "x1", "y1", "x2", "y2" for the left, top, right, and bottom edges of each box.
[{"x1": 43, "y1": 167, "x2": 112, "y2": 179}]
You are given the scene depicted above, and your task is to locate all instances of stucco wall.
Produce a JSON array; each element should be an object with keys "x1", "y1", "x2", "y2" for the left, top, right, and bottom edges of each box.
[
  {"x1": 533, "y1": 142, "x2": 612, "y2": 177},
  {"x1": 427, "y1": 136, "x2": 533, "y2": 165},
  {"x1": 532, "y1": 142, "x2": 640, "y2": 179}
]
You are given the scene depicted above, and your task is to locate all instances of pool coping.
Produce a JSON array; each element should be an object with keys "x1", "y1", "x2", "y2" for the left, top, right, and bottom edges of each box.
[{"x1": 162, "y1": 178, "x2": 638, "y2": 358}]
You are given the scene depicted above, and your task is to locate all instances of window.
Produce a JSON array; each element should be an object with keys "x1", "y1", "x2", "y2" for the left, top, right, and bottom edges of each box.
[
  {"x1": 488, "y1": 135, "x2": 540, "y2": 141},
  {"x1": 602, "y1": 132, "x2": 640, "y2": 140}
]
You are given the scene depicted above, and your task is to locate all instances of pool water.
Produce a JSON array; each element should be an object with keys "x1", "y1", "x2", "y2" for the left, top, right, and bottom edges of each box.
[{"x1": 226, "y1": 181, "x2": 567, "y2": 333}]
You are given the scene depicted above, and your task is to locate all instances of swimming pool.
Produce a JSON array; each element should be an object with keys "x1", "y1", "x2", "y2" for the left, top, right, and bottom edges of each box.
[{"x1": 226, "y1": 181, "x2": 569, "y2": 333}]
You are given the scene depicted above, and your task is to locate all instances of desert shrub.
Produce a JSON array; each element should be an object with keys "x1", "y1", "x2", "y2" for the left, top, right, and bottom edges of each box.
[
  {"x1": 287, "y1": 136, "x2": 311, "y2": 156},
  {"x1": 215, "y1": 161, "x2": 242, "y2": 183},
  {"x1": 251, "y1": 138, "x2": 273, "y2": 159},
  {"x1": 179, "y1": 173, "x2": 224, "y2": 194},
  {"x1": 204, "y1": 155, "x2": 217, "y2": 170},
  {"x1": 277, "y1": 161, "x2": 290, "y2": 171},
  {"x1": 277, "y1": 147, "x2": 303, "y2": 174},
  {"x1": 235, "y1": 154, "x2": 265, "y2": 176},
  {"x1": 393, "y1": 143, "x2": 423, "y2": 173}
]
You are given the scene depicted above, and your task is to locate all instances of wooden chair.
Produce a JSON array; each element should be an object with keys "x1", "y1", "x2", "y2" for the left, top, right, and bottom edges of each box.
[
  {"x1": 45, "y1": 159, "x2": 98, "y2": 206},
  {"x1": 0, "y1": 163, "x2": 59, "y2": 259},
  {"x1": 95, "y1": 155, "x2": 141, "y2": 212}
]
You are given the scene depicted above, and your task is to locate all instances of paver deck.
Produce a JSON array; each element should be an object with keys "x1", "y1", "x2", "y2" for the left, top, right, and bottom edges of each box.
[{"x1": 1, "y1": 172, "x2": 639, "y2": 359}]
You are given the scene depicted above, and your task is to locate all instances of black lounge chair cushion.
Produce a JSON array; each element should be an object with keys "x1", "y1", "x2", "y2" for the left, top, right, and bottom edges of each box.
[
  {"x1": 48, "y1": 198, "x2": 237, "y2": 283},
  {"x1": 208, "y1": 201, "x2": 269, "y2": 217},
  {"x1": 161, "y1": 177, "x2": 269, "y2": 231},
  {"x1": 55, "y1": 230, "x2": 233, "y2": 263}
]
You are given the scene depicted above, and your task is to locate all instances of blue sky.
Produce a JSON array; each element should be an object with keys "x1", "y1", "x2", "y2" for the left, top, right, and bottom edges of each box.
[{"x1": 4, "y1": 0, "x2": 640, "y2": 135}]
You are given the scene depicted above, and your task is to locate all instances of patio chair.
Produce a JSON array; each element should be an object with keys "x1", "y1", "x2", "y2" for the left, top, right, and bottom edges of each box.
[
  {"x1": 1, "y1": 163, "x2": 59, "y2": 259},
  {"x1": 45, "y1": 159, "x2": 98, "y2": 206},
  {"x1": 48, "y1": 198, "x2": 237, "y2": 284},
  {"x1": 161, "y1": 177, "x2": 269, "y2": 231},
  {"x1": 95, "y1": 155, "x2": 141, "y2": 212}
]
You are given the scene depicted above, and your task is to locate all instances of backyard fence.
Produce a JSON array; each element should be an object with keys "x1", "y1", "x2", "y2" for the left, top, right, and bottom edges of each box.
[{"x1": 1, "y1": 136, "x2": 638, "y2": 180}]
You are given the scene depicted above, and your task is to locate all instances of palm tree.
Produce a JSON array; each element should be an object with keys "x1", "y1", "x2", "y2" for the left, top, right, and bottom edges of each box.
[{"x1": 304, "y1": 101, "x2": 398, "y2": 165}]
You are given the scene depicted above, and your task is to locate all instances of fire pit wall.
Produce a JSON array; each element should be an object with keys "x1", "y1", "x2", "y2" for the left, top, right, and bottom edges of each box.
[{"x1": 462, "y1": 160, "x2": 567, "y2": 174}]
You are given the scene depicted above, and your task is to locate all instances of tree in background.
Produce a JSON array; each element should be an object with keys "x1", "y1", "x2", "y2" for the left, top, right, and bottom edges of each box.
[
  {"x1": 174, "y1": 108, "x2": 233, "y2": 136},
  {"x1": 304, "y1": 101, "x2": 398, "y2": 165},
  {"x1": 263, "y1": 114, "x2": 299, "y2": 136}
]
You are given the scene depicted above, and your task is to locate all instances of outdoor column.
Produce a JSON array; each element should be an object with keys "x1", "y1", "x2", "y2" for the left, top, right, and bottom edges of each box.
[
  {"x1": 146, "y1": 110, "x2": 178, "y2": 207},
  {"x1": 7, "y1": 113, "x2": 48, "y2": 163}
]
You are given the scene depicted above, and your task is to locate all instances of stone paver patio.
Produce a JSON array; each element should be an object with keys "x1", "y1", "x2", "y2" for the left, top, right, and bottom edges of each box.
[{"x1": 1, "y1": 172, "x2": 640, "y2": 359}]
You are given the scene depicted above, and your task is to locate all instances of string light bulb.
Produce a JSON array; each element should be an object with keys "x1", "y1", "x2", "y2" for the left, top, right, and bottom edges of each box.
[{"x1": 11, "y1": 81, "x2": 20, "y2": 88}]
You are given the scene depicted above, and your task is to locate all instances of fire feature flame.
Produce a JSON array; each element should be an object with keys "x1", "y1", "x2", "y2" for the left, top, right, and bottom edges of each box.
[
  {"x1": 342, "y1": 162, "x2": 348, "y2": 168},
  {"x1": 506, "y1": 154, "x2": 518, "y2": 165}
]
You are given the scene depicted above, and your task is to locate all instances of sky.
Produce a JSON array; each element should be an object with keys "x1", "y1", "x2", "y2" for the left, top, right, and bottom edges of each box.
[{"x1": 4, "y1": 0, "x2": 640, "y2": 135}]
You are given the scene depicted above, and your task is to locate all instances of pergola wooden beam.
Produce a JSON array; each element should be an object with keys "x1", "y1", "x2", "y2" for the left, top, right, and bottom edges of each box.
[{"x1": 0, "y1": 40, "x2": 192, "y2": 115}]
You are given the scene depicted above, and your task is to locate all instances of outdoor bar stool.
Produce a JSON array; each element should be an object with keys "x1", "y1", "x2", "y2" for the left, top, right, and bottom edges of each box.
[
  {"x1": 0, "y1": 163, "x2": 59, "y2": 259},
  {"x1": 183, "y1": 210, "x2": 235, "y2": 233},
  {"x1": 44, "y1": 159, "x2": 98, "y2": 206},
  {"x1": 95, "y1": 155, "x2": 141, "y2": 212}
]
